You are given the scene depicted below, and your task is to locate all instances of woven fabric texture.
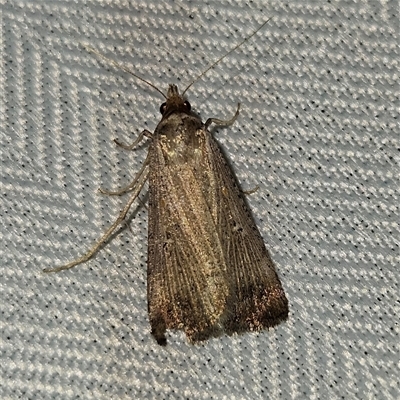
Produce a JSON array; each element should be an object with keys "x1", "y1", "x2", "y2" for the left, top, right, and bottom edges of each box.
[{"x1": 1, "y1": 0, "x2": 399, "y2": 399}]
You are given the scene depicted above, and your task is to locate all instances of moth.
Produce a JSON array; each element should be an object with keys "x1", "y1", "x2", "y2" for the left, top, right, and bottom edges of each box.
[{"x1": 45, "y1": 20, "x2": 289, "y2": 345}]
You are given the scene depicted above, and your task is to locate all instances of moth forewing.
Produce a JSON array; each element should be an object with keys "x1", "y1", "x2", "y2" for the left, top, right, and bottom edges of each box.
[{"x1": 207, "y1": 135, "x2": 288, "y2": 331}]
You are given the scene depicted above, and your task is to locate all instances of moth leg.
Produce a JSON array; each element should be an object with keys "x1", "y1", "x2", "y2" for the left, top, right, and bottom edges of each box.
[
  {"x1": 242, "y1": 185, "x2": 259, "y2": 195},
  {"x1": 43, "y1": 166, "x2": 149, "y2": 273},
  {"x1": 205, "y1": 103, "x2": 240, "y2": 130},
  {"x1": 114, "y1": 129, "x2": 152, "y2": 150},
  {"x1": 99, "y1": 157, "x2": 148, "y2": 196}
]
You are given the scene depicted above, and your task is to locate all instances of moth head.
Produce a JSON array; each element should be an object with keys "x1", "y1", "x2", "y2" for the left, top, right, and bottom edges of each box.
[{"x1": 159, "y1": 84, "x2": 191, "y2": 119}]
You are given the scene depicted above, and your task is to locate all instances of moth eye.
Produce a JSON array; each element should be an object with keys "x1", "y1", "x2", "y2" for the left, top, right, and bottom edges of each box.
[
  {"x1": 184, "y1": 101, "x2": 191, "y2": 111},
  {"x1": 160, "y1": 102, "x2": 167, "y2": 114}
]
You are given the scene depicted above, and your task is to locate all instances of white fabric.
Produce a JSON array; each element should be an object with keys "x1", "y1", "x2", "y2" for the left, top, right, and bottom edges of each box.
[{"x1": 1, "y1": 0, "x2": 398, "y2": 399}]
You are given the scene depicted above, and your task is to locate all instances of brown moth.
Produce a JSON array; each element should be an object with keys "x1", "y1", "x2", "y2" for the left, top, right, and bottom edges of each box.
[
  {"x1": 147, "y1": 85, "x2": 288, "y2": 344},
  {"x1": 44, "y1": 20, "x2": 289, "y2": 345}
]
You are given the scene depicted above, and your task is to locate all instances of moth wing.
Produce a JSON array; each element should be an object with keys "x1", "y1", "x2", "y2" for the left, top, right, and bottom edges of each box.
[
  {"x1": 147, "y1": 123, "x2": 231, "y2": 344},
  {"x1": 207, "y1": 133, "x2": 289, "y2": 335}
]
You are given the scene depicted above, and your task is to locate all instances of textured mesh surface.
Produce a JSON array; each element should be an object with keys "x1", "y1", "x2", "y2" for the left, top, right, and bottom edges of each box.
[{"x1": 1, "y1": 1, "x2": 399, "y2": 399}]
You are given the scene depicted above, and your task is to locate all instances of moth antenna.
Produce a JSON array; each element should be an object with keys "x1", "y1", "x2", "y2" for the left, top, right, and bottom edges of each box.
[
  {"x1": 82, "y1": 44, "x2": 167, "y2": 99},
  {"x1": 182, "y1": 17, "x2": 272, "y2": 96}
]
